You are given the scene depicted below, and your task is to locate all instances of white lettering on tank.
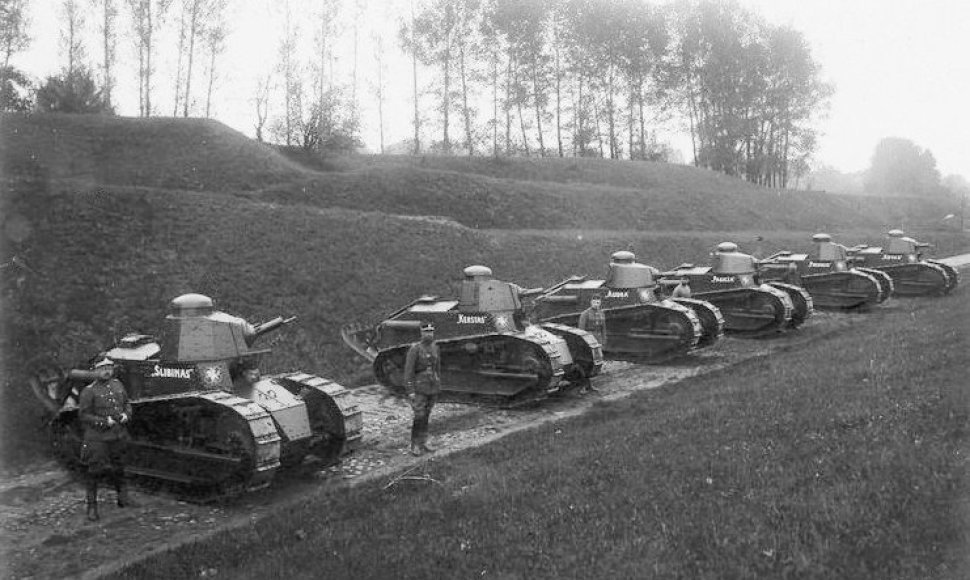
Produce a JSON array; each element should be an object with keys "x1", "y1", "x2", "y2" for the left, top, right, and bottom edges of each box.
[
  {"x1": 605, "y1": 290, "x2": 628, "y2": 298},
  {"x1": 150, "y1": 365, "x2": 194, "y2": 379},
  {"x1": 808, "y1": 262, "x2": 831, "y2": 268},
  {"x1": 458, "y1": 314, "x2": 488, "y2": 324},
  {"x1": 712, "y1": 276, "x2": 736, "y2": 283}
]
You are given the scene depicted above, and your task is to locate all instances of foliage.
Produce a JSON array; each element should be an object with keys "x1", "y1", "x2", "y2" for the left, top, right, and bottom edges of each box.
[
  {"x1": 0, "y1": 0, "x2": 31, "y2": 68},
  {"x1": 865, "y1": 137, "x2": 943, "y2": 197},
  {"x1": 34, "y1": 66, "x2": 113, "y2": 114},
  {"x1": 0, "y1": 64, "x2": 32, "y2": 111}
]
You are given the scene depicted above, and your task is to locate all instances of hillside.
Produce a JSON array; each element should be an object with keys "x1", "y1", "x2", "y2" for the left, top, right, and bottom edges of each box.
[{"x1": 2, "y1": 113, "x2": 967, "y2": 467}]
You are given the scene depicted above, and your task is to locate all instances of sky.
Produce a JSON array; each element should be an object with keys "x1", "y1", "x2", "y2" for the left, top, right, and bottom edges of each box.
[{"x1": 12, "y1": 0, "x2": 970, "y2": 180}]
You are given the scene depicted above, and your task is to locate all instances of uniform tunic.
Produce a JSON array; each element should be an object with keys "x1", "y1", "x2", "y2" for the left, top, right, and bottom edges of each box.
[
  {"x1": 578, "y1": 306, "x2": 608, "y2": 349},
  {"x1": 78, "y1": 378, "x2": 132, "y2": 475}
]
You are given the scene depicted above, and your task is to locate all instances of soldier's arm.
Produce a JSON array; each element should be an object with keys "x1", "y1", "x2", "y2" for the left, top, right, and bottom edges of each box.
[
  {"x1": 117, "y1": 380, "x2": 133, "y2": 420},
  {"x1": 403, "y1": 345, "x2": 418, "y2": 394},
  {"x1": 578, "y1": 310, "x2": 589, "y2": 330}
]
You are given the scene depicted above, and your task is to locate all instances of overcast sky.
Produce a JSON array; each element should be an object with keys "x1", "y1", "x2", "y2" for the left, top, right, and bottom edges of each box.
[{"x1": 13, "y1": 0, "x2": 970, "y2": 180}]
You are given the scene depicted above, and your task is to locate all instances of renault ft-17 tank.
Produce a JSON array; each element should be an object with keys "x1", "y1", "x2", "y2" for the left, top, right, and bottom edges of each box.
[
  {"x1": 528, "y1": 251, "x2": 721, "y2": 360},
  {"x1": 846, "y1": 230, "x2": 958, "y2": 296},
  {"x1": 657, "y1": 242, "x2": 811, "y2": 335},
  {"x1": 757, "y1": 233, "x2": 893, "y2": 309},
  {"x1": 29, "y1": 294, "x2": 362, "y2": 495},
  {"x1": 341, "y1": 266, "x2": 603, "y2": 403}
]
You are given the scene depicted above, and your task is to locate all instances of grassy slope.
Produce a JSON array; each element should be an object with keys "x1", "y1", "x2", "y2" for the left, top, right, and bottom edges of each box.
[
  {"x1": 109, "y1": 279, "x2": 970, "y2": 580},
  {"x1": 1, "y1": 114, "x2": 967, "y2": 467}
]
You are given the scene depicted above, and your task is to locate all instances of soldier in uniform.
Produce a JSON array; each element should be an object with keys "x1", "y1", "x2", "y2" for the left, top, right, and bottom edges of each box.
[
  {"x1": 577, "y1": 296, "x2": 606, "y2": 394},
  {"x1": 403, "y1": 322, "x2": 441, "y2": 456},
  {"x1": 671, "y1": 278, "x2": 692, "y2": 299},
  {"x1": 78, "y1": 358, "x2": 134, "y2": 521}
]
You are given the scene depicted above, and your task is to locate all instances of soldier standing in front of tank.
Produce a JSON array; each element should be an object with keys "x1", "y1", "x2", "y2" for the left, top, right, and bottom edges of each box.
[
  {"x1": 403, "y1": 322, "x2": 441, "y2": 456},
  {"x1": 577, "y1": 295, "x2": 606, "y2": 394},
  {"x1": 78, "y1": 358, "x2": 134, "y2": 521}
]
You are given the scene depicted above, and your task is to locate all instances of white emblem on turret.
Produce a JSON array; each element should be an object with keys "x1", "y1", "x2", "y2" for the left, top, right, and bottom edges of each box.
[{"x1": 458, "y1": 314, "x2": 488, "y2": 324}]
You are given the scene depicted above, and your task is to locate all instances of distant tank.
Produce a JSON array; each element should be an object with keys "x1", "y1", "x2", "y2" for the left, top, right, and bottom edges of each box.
[
  {"x1": 30, "y1": 294, "x2": 362, "y2": 495},
  {"x1": 658, "y1": 242, "x2": 812, "y2": 335},
  {"x1": 341, "y1": 266, "x2": 603, "y2": 403},
  {"x1": 846, "y1": 230, "x2": 958, "y2": 296},
  {"x1": 528, "y1": 251, "x2": 722, "y2": 360},
  {"x1": 757, "y1": 233, "x2": 893, "y2": 309}
]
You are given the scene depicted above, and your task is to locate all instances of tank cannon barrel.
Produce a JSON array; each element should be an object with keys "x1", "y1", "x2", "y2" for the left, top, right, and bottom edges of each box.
[{"x1": 247, "y1": 316, "x2": 297, "y2": 344}]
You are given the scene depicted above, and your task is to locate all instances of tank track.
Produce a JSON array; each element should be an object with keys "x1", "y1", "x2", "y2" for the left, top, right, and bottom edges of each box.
[
  {"x1": 926, "y1": 260, "x2": 959, "y2": 294},
  {"x1": 274, "y1": 372, "x2": 363, "y2": 463},
  {"x1": 699, "y1": 285, "x2": 793, "y2": 336},
  {"x1": 126, "y1": 391, "x2": 282, "y2": 494},
  {"x1": 878, "y1": 263, "x2": 951, "y2": 296},
  {"x1": 765, "y1": 282, "x2": 813, "y2": 327},
  {"x1": 538, "y1": 323, "x2": 604, "y2": 379},
  {"x1": 669, "y1": 297, "x2": 725, "y2": 348},
  {"x1": 853, "y1": 268, "x2": 895, "y2": 303},
  {"x1": 372, "y1": 332, "x2": 569, "y2": 402},
  {"x1": 600, "y1": 301, "x2": 702, "y2": 362}
]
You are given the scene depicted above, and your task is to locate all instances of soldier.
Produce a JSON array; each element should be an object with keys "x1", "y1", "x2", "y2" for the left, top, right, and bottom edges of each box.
[
  {"x1": 577, "y1": 296, "x2": 606, "y2": 394},
  {"x1": 403, "y1": 322, "x2": 441, "y2": 456},
  {"x1": 78, "y1": 358, "x2": 134, "y2": 521},
  {"x1": 671, "y1": 278, "x2": 692, "y2": 299}
]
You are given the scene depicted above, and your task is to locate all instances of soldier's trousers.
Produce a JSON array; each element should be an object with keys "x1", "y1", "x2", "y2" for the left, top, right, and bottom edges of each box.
[
  {"x1": 81, "y1": 438, "x2": 128, "y2": 499},
  {"x1": 410, "y1": 393, "x2": 438, "y2": 445}
]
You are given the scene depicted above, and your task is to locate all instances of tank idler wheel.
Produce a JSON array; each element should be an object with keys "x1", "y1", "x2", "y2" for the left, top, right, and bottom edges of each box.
[{"x1": 523, "y1": 355, "x2": 552, "y2": 389}]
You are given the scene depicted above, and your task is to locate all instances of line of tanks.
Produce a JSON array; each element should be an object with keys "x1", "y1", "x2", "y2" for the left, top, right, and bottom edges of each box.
[{"x1": 30, "y1": 230, "x2": 958, "y2": 496}]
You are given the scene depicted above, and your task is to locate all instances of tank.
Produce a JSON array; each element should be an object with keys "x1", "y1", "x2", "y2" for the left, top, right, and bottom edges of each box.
[
  {"x1": 657, "y1": 242, "x2": 812, "y2": 335},
  {"x1": 29, "y1": 294, "x2": 363, "y2": 495},
  {"x1": 757, "y1": 233, "x2": 893, "y2": 309},
  {"x1": 846, "y1": 230, "x2": 958, "y2": 296},
  {"x1": 528, "y1": 251, "x2": 722, "y2": 360},
  {"x1": 341, "y1": 266, "x2": 603, "y2": 404}
]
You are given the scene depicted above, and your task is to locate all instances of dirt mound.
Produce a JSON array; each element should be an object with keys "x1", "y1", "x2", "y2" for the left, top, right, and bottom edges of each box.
[{"x1": 0, "y1": 113, "x2": 306, "y2": 191}]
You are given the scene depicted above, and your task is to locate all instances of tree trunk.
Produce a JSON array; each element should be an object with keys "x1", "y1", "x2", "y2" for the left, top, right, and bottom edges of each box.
[
  {"x1": 442, "y1": 47, "x2": 451, "y2": 155},
  {"x1": 554, "y1": 41, "x2": 563, "y2": 157},
  {"x1": 173, "y1": 7, "x2": 185, "y2": 116},
  {"x1": 459, "y1": 42, "x2": 473, "y2": 155},
  {"x1": 205, "y1": 42, "x2": 216, "y2": 117},
  {"x1": 410, "y1": 0, "x2": 420, "y2": 154},
  {"x1": 184, "y1": 0, "x2": 200, "y2": 117},
  {"x1": 531, "y1": 65, "x2": 545, "y2": 157},
  {"x1": 145, "y1": 1, "x2": 153, "y2": 116},
  {"x1": 102, "y1": 0, "x2": 114, "y2": 109},
  {"x1": 505, "y1": 54, "x2": 512, "y2": 155},
  {"x1": 492, "y1": 50, "x2": 498, "y2": 157}
]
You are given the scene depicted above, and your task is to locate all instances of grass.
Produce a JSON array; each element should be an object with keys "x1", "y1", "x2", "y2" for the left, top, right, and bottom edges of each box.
[
  {"x1": 107, "y1": 277, "x2": 969, "y2": 580},
  {"x1": 2, "y1": 113, "x2": 968, "y2": 469}
]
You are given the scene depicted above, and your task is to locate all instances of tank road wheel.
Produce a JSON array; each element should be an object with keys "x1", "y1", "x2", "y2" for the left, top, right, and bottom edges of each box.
[
  {"x1": 523, "y1": 353, "x2": 553, "y2": 390},
  {"x1": 215, "y1": 426, "x2": 256, "y2": 498}
]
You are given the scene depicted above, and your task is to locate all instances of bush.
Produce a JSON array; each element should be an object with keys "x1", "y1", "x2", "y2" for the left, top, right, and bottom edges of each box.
[{"x1": 34, "y1": 67, "x2": 113, "y2": 115}]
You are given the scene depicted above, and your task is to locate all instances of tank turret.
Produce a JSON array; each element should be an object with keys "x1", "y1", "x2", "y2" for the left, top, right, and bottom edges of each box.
[
  {"x1": 606, "y1": 251, "x2": 656, "y2": 289},
  {"x1": 158, "y1": 293, "x2": 294, "y2": 362},
  {"x1": 712, "y1": 242, "x2": 757, "y2": 275},
  {"x1": 458, "y1": 265, "x2": 521, "y2": 326},
  {"x1": 813, "y1": 232, "x2": 849, "y2": 266}
]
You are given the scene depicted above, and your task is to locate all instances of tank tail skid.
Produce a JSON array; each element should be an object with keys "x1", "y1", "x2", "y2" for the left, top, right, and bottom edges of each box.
[
  {"x1": 341, "y1": 322, "x2": 379, "y2": 362},
  {"x1": 372, "y1": 333, "x2": 568, "y2": 402},
  {"x1": 854, "y1": 268, "x2": 895, "y2": 303},
  {"x1": 699, "y1": 286, "x2": 793, "y2": 336},
  {"x1": 670, "y1": 298, "x2": 725, "y2": 348}
]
